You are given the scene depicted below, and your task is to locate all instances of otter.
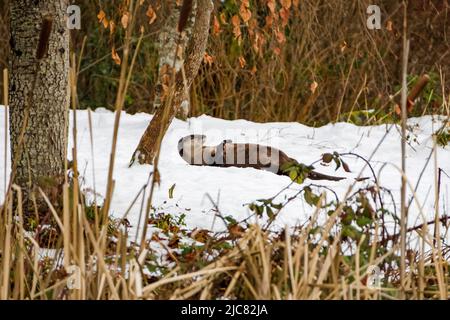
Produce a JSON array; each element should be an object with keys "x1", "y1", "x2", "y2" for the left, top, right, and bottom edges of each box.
[{"x1": 177, "y1": 135, "x2": 345, "y2": 181}]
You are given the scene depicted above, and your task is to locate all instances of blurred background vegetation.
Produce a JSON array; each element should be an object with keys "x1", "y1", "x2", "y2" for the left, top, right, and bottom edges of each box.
[{"x1": 0, "y1": 0, "x2": 448, "y2": 125}]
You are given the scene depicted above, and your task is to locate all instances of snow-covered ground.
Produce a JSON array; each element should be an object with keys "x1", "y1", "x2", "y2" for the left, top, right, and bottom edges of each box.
[{"x1": 0, "y1": 107, "x2": 449, "y2": 243}]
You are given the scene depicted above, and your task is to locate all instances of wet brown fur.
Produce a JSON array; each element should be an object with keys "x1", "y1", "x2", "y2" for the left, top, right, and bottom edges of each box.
[{"x1": 178, "y1": 135, "x2": 345, "y2": 181}]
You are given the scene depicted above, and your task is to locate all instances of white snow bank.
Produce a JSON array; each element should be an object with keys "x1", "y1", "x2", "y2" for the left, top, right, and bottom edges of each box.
[{"x1": 0, "y1": 107, "x2": 449, "y2": 243}]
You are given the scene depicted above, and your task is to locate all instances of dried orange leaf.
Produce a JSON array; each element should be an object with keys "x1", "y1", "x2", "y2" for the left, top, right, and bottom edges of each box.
[
  {"x1": 203, "y1": 52, "x2": 214, "y2": 66},
  {"x1": 280, "y1": 0, "x2": 292, "y2": 9},
  {"x1": 275, "y1": 29, "x2": 286, "y2": 44},
  {"x1": 386, "y1": 20, "x2": 393, "y2": 31},
  {"x1": 109, "y1": 21, "x2": 116, "y2": 34},
  {"x1": 239, "y1": 4, "x2": 252, "y2": 23},
  {"x1": 97, "y1": 10, "x2": 106, "y2": 23},
  {"x1": 146, "y1": 5, "x2": 157, "y2": 24},
  {"x1": 219, "y1": 12, "x2": 228, "y2": 24},
  {"x1": 310, "y1": 81, "x2": 318, "y2": 94},
  {"x1": 267, "y1": 0, "x2": 276, "y2": 14},
  {"x1": 238, "y1": 56, "x2": 246, "y2": 68},
  {"x1": 121, "y1": 11, "x2": 130, "y2": 29},
  {"x1": 213, "y1": 15, "x2": 221, "y2": 35},
  {"x1": 231, "y1": 15, "x2": 241, "y2": 39},
  {"x1": 112, "y1": 47, "x2": 121, "y2": 65}
]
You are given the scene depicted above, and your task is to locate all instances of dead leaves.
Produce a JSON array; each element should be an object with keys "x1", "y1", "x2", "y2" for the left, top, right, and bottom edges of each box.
[
  {"x1": 213, "y1": 16, "x2": 221, "y2": 35},
  {"x1": 111, "y1": 47, "x2": 121, "y2": 65},
  {"x1": 203, "y1": 52, "x2": 215, "y2": 67},
  {"x1": 97, "y1": 10, "x2": 108, "y2": 28},
  {"x1": 310, "y1": 81, "x2": 319, "y2": 94},
  {"x1": 231, "y1": 15, "x2": 242, "y2": 40},
  {"x1": 238, "y1": 56, "x2": 246, "y2": 68},
  {"x1": 146, "y1": 5, "x2": 157, "y2": 25},
  {"x1": 239, "y1": 0, "x2": 252, "y2": 23},
  {"x1": 121, "y1": 11, "x2": 130, "y2": 29}
]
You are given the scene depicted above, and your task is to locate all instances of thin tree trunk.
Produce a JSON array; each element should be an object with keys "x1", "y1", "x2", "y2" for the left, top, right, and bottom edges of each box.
[
  {"x1": 130, "y1": 0, "x2": 213, "y2": 166},
  {"x1": 9, "y1": 0, "x2": 69, "y2": 212},
  {"x1": 152, "y1": 1, "x2": 196, "y2": 118}
]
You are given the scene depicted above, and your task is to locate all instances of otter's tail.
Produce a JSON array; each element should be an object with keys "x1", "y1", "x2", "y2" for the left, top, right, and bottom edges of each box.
[
  {"x1": 279, "y1": 159, "x2": 346, "y2": 182},
  {"x1": 308, "y1": 170, "x2": 346, "y2": 181}
]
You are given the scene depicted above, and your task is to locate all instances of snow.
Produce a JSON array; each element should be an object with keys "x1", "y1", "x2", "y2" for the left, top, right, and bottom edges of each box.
[{"x1": 0, "y1": 106, "x2": 449, "y2": 244}]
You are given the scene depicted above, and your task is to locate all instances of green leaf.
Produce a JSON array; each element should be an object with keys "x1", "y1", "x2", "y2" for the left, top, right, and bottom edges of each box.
[
  {"x1": 168, "y1": 183, "x2": 176, "y2": 199},
  {"x1": 333, "y1": 157, "x2": 341, "y2": 171},
  {"x1": 356, "y1": 216, "x2": 372, "y2": 227},
  {"x1": 322, "y1": 153, "x2": 333, "y2": 163},
  {"x1": 304, "y1": 187, "x2": 320, "y2": 206},
  {"x1": 272, "y1": 203, "x2": 283, "y2": 210},
  {"x1": 225, "y1": 215, "x2": 237, "y2": 225},
  {"x1": 342, "y1": 225, "x2": 361, "y2": 240},
  {"x1": 266, "y1": 206, "x2": 275, "y2": 220},
  {"x1": 289, "y1": 170, "x2": 298, "y2": 181},
  {"x1": 281, "y1": 160, "x2": 297, "y2": 172}
]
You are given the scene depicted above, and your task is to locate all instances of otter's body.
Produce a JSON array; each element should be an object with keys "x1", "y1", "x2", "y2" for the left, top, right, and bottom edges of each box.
[{"x1": 177, "y1": 135, "x2": 344, "y2": 181}]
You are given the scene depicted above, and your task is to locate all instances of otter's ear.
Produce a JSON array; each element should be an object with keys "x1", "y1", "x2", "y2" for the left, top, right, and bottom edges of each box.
[{"x1": 189, "y1": 134, "x2": 207, "y2": 142}]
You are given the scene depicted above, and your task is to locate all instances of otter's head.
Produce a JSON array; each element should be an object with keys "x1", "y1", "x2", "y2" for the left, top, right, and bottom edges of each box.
[{"x1": 178, "y1": 134, "x2": 207, "y2": 164}]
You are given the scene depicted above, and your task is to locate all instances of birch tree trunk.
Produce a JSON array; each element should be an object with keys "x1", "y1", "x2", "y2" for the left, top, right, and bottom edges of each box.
[
  {"x1": 130, "y1": 0, "x2": 213, "y2": 166},
  {"x1": 9, "y1": 0, "x2": 69, "y2": 213}
]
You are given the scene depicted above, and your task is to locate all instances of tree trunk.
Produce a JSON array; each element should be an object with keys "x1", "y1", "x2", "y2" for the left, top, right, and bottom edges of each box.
[
  {"x1": 9, "y1": 0, "x2": 69, "y2": 212},
  {"x1": 130, "y1": 0, "x2": 213, "y2": 166},
  {"x1": 152, "y1": 0, "x2": 196, "y2": 119}
]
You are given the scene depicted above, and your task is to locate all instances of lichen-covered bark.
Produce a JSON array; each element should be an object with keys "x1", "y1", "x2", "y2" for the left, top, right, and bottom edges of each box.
[
  {"x1": 9, "y1": 0, "x2": 69, "y2": 210},
  {"x1": 153, "y1": 0, "x2": 196, "y2": 118},
  {"x1": 131, "y1": 0, "x2": 213, "y2": 166}
]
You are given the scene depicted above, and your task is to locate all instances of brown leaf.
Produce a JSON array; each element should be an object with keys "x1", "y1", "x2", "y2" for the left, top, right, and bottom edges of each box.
[
  {"x1": 394, "y1": 104, "x2": 401, "y2": 116},
  {"x1": 342, "y1": 161, "x2": 351, "y2": 173},
  {"x1": 190, "y1": 229, "x2": 211, "y2": 243},
  {"x1": 121, "y1": 11, "x2": 130, "y2": 29},
  {"x1": 231, "y1": 15, "x2": 241, "y2": 39},
  {"x1": 280, "y1": 0, "x2": 292, "y2": 9},
  {"x1": 280, "y1": 8, "x2": 290, "y2": 27},
  {"x1": 310, "y1": 81, "x2": 318, "y2": 94},
  {"x1": 109, "y1": 21, "x2": 116, "y2": 35},
  {"x1": 213, "y1": 15, "x2": 221, "y2": 35},
  {"x1": 97, "y1": 10, "x2": 108, "y2": 28},
  {"x1": 112, "y1": 47, "x2": 121, "y2": 65},
  {"x1": 146, "y1": 5, "x2": 157, "y2": 24},
  {"x1": 168, "y1": 235, "x2": 180, "y2": 248},
  {"x1": 275, "y1": 29, "x2": 286, "y2": 44},
  {"x1": 203, "y1": 52, "x2": 214, "y2": 66},
  {"x1": 267, "y1": 0, "x2": 276, "y2": 14},
  {"x1": 239, "y1": 4, "x2": 252, "y2": 23},
  {"x1": 220, "y1": 12, "x2": 228, "y2": 25},
  {"x1": 97, "y1": 10, "x2": 106, "y2": 23},
  {"x1": 238, "y1": 56, "x2": 246, "y2": 68},
  {"x1": 386, "y1": 20, "x2": 393, "y2": 31},
  {"x1": 265, "y1": 15, "x2": 273, "y2": 29},
  {"x1": 322, "y1": 153, "x2": 333, "y2": 163},
  {"x1": 228, "y1": 224, "x2": 245, "y2": 238}
]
